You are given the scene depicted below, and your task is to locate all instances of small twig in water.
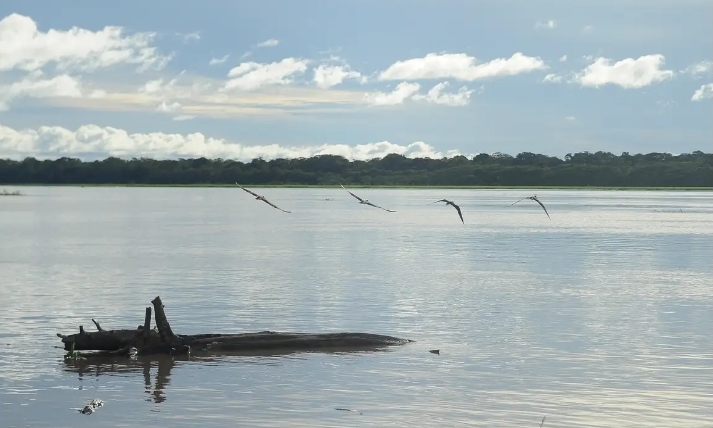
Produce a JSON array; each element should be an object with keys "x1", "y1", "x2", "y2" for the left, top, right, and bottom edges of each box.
[
  {"x1": 335, "y1": 407, "x2": 362, "y2": 415},
  {"x1": 63, "y1": 342, "x2": 85, "y2": 361}
]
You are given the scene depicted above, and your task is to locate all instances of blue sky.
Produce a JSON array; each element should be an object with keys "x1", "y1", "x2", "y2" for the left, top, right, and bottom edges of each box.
[{"x1": 0, "y1": 0, "x2": 711, "y2": 161}]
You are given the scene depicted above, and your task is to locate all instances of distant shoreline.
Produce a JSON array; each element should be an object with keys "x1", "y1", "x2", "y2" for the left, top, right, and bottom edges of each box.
[{"x1": 3, "y1": 184, "x2": 712, "y2": 191}]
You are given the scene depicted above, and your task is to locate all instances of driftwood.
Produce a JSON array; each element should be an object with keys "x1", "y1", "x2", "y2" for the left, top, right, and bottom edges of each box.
[{"x1": 57, "y1": 296, "x2": 411, "y2": 358}]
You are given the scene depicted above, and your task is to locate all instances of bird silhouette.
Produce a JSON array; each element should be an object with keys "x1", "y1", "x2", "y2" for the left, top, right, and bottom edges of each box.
[
  {"x1": 430, "y1": 199, "x2": 464, "y2": 224},
  {"x1": 235, "y1": 182, "x2": 291, "y2": 213},
  {"x1": 509, "y1": 195, "x2": 550, "y2": 219},
  {"x1": 340, "y1": 184, "x2": 396, "y2": 212}
]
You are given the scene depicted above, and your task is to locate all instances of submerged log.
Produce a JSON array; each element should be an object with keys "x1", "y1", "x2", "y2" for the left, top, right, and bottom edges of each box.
[
  {"x1": 58, "y1": 329, "x2": 161, "y2": 351},
  {"x1": 58, "y1": 296, "x2": 412, "y2": 357}
]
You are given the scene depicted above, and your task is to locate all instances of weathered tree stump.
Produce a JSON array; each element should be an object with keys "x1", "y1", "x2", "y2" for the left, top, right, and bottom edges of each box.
[{"x1": 57, "y1": 296, "x2": 412, "y2": 358}]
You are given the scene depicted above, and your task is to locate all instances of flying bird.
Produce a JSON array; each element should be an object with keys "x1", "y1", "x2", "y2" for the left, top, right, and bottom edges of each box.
[
  {"x1": 340, "y1": 184, "x2": 396, "y2": 212},
  {"x1": 235, "y1": 182, "x2": 291, "y2": 213},
  {"x1": 430, "y1": 199, "x2": 464, "y2": 224},
  {"x1": 509, "y1": 195, "x2": 551, "y2": 219}
]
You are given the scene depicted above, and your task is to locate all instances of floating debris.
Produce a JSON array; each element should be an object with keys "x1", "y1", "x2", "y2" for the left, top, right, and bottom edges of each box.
[
  {"x1": 75, "y1": 398, "x2": 105, "y2": 415},
  {"x1": 0, "y1": 189, "x2": 23, "y2": 196},
  {"x1": 78, "y1": 405, "x2": 94, "y2": 415},
  {"x1": 89, "y1": 398, "x2": 104, "y2": 408},
  {"x1": 128, "y1": 347, "x2": 138, "y2": 359},
  {"x1": 429, "y1": 349, "x2": 440, "y2": 354},
  {"x1": 335, "y1": 407, "x2": 362, "y2": 415}
]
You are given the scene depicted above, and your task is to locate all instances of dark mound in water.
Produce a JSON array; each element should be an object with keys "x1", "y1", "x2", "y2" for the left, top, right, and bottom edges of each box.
[{"x1": 57, "y1": 296, "x2": 412, "y2": 359}]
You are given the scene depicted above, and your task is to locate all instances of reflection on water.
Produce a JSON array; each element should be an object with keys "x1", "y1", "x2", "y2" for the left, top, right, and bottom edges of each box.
[
  {"x1": 64, "y1": 357, "x2": 179, "y2": 405},
  {"x1": 0, "y1": 188, "x2": 712, "y2": 427},
  {"x1": 61, "y1": 346, "x2": 398, "y2": 406}
]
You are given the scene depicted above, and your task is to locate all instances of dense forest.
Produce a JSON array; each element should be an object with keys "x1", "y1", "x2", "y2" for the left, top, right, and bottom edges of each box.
[{"x1": 0, "y1": 151, "x2": 711, "y2": 187}]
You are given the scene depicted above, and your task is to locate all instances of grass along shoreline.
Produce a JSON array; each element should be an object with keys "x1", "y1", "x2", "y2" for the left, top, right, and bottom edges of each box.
[{"x1": 2, "y1": 184, "x2": 711, "y2": 191}]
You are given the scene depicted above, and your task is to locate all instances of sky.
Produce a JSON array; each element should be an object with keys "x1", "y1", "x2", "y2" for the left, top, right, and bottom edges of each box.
[{"x1": 0, "y1": 0, "x2": 711, "y2": 162}]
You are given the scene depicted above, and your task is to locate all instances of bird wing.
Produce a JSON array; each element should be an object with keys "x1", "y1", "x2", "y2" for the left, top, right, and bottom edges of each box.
[
  {"x1": 508, "y1": 197, "x2": 529, "y2": 207},
  {"x1": 452, "y1": 203, "x2": 464, "y2": 224},
  {"x1": 365, "y1": 201, "x2": 396, "y2": 212},
  {"x1": 235, "y1": 182, "x2": 260, "y2": 198},
  {"x1": 340, "y1": 184, "x2": 364, "y2": 202},
  {"x1": 260, "y1": 197, "x2": 291, "y2": 213},
  {"x1": 533, "y1": 198, "x2": 551, "y2": 219}
]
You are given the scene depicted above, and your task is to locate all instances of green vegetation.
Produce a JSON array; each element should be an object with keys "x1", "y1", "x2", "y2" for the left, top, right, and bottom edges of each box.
[{"x1": 1, "y1": 151, "x2": 711, "y2": 188}]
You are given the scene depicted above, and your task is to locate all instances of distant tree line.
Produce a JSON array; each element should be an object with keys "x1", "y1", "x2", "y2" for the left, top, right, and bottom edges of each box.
[{"x1": 0, "y1": 151, "x2": 711, "y2": 187}]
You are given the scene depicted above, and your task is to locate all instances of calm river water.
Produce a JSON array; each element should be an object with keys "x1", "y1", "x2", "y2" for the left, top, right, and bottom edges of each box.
[{"x1": 0, "y1": 187, "x2": 711, "y2": 427}]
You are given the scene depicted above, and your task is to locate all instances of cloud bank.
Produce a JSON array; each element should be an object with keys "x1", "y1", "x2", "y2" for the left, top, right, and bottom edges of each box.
[{"x1": 0, "y1": 123, "x2": 466, "y2": 161}]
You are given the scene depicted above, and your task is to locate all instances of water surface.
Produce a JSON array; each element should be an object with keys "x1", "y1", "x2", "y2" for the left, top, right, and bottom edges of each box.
[{"x1": 1, "y1": 187, "x2": 711, "y2": 427}]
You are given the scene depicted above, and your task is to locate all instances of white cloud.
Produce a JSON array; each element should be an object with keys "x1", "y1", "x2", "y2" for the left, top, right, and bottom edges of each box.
[
  {"x1": 574, "y1": 54, "x2": 674, "y2": 89},
  {"x1": 691, "y1": 83, "x2": 713, "y2": 101},
  {"x1": 542, "y1": 73, "x2": 563, "y2": 83},
  {"x1": 223, "y1": 58, "x2": 309, "y2": 91},
  {"x1": 559, "y1": 55, "x2": 568, "y2": 62},
  {"x1": 138, "y1": 72, "x2": 190, "y2": 95},
  {"x1": 656, "y1": 99, "x2": 676, "y2": 109},
  {"x1": 0, "y1": 71, "x2": 82, "y2": 110},
  {"x1": 364, "y1": 82, "x2": 421, "y2": 106},
  {"x1": 412, "y1": 81, "x2": 474, "y2": 106},
  {"x1": 0, "y1": 13, "x2": 171, "y2": 73},
  {"x1": 181, "y1": 31, "x2": 201, "y2": 43},
  {"x1": 209, "y1": 54, "x2": 230, "y2": 66},
  {"x1": 564, "y1": 116, "x2": 576, "y2": 121},
  {"x1": 157, "y1": 105, "x2": 196, "y2": 121},
  {"x1": 535, "y1": 19, "x2": 557, "y2": 30},
  {"x1": 681, "y1": 61, "x2": 713, "y2": 78},
  {"x1": 156, "y1": 101, "x2": 181, "y2": 112},
  {"x1": 378, "y1": 52, "x2": 547, "y2": 81},
  {"x1": 138, "y1": 74, "x2": 191, "y2": 98},
  {"x1": 0, "y1": 123, "x2": 466, "y2": 161},
  {"x1": 312, "y1": 64, "x2": 363, "y2": 89},
  {"x1": 256, "y1": 39, "x2": 279, "y2": 48},
  {"x1": 140, "y1": 78, "x2": 164, "y2": 93},
  {"x1": 88, "y1": 89, "x2": 106, "y2": 99},
  {"x1": 56, "y1": 71, "x2": 369, "y2": 119}
]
